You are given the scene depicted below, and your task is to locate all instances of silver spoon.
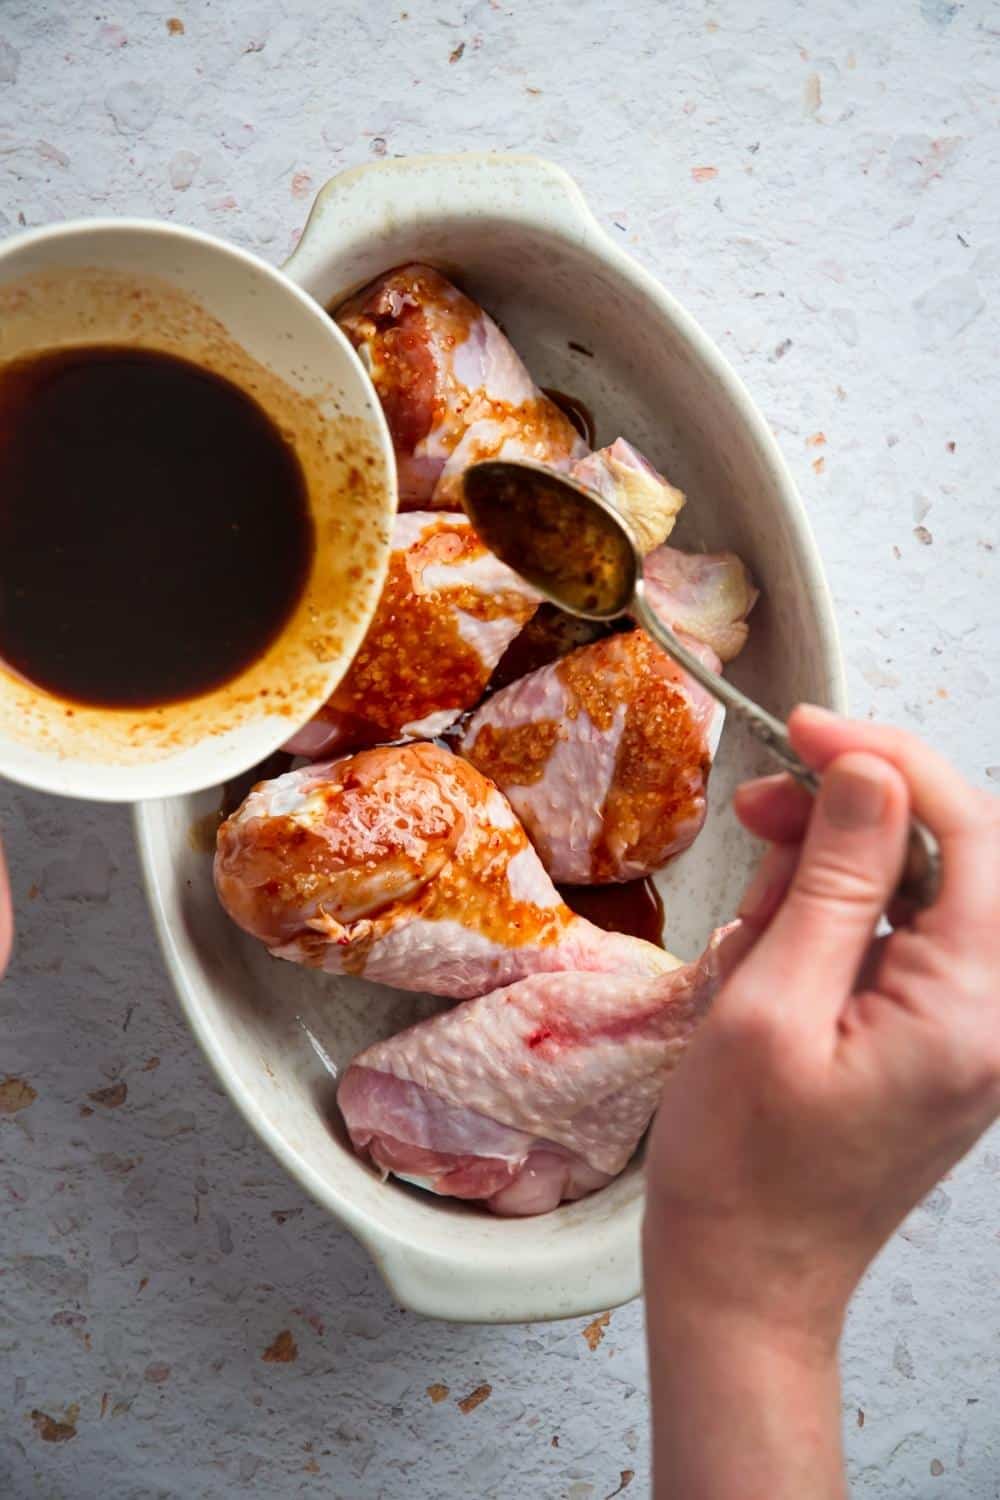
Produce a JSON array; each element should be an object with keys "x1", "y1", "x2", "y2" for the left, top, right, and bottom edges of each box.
[{"x1": 462, "y1": 458, "x2": 940, "y2": 909}]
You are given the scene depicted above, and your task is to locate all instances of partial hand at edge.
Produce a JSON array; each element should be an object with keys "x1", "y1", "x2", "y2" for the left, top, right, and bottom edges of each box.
[{"x1": 643, "y1": 706, "x2": 1000, "y2": 1500}]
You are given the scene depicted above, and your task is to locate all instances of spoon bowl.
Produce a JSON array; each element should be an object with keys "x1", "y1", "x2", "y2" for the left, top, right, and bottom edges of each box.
[{"x1": 463, "y1": 459, "x2": 638, "y2": 619}]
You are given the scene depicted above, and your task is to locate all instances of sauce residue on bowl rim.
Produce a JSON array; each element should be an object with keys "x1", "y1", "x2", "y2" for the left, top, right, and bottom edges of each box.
[{"x1": 0, "y1": 265, "x2": 393, "y2": 769}]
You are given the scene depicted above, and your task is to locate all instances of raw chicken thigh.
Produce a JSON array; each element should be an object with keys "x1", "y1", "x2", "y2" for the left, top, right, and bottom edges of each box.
[
  {"x1": 459, "y1": 548, "x2": 756, "y2": 883},
  {"x1": 460, "y1": 629, "x2": 720, "y2": 883},
  {"x1": 339, "y1": 921, "x2": 747, "y2": 1215},
  {"x1": 285, "y1": 445, "x2": 689, "y2": 760},
  {"x1": 215, "y1": 743, "x2": 670, "y2": 1001},
  {"x1": 284, "y1": 512, "x2": 539, "y2": 759},
  {"x1": 337, "y1": 264, "x2": 587, "y2": 508}
]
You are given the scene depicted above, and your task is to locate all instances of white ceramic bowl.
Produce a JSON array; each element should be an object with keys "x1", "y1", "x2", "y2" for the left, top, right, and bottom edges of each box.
[
  {"x1": 136, "y1": 154, "x2": 846, "y2": 1323},
  {"x1": 0, "y1": 220, "x2": 395, "y2": 801}
]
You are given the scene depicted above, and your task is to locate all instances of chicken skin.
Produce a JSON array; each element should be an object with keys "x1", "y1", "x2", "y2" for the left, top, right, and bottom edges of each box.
[
  {"x1": 459, "y1": 549, "x2": 756, "y2": 883},
  {"x1": 284, "y1": 512, "x2": 540, "y2": 758},
  {"x1": 337, "y1": 263, "x2": 587, "y2": 509},
  {"x1": 215, "y1": 743, "x2": 671, "y2": 1001},
  {"x1": 339, "y1": 921, "x2": 747, "y2": 1214}
]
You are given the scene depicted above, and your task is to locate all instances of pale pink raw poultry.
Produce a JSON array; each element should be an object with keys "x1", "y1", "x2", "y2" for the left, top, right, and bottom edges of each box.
[
  {"x1": 570, "y1": 437, "x2": 684, "y2": 554},
  {"x1": 459, "y1": 548, "x2": 756, "y2": 883},
  {"x1": 643, "y1": 545, "x2": 759, "y2": 664},
  {"x1": 288, "y1": 266, "x2": 687, "y2": 759},
  {"x1": 284, "y1": 512, "x2": 540, "y2": 759},
  {"x1": 214, "y1": 743, "x2": 670, "y2": 1000},
  {"x1": 339, "y1": 921, "x2": 748, "y2": 1215},
  {"x1": 337, "y1": 263, "x2": 588, "y2": 509}
]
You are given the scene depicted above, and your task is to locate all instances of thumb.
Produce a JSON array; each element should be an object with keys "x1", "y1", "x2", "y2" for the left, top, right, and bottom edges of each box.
[{"x1": 735, "y1": 752, "x2": 909, "y2": 1023}]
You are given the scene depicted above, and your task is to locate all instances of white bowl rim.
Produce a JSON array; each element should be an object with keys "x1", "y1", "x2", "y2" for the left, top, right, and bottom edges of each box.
[{"x1": 0, "y1": 216, "x2": 396, "y2": 803}]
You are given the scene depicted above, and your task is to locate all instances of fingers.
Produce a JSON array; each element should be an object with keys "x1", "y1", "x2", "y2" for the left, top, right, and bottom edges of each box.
[
  {"x1": 734, "y1": 752, "x2": 910, "y2": 1031},
  {"x1": 733, "y1": 773, "x2": 812, "y2": 845},
  {"x1": 790, "y1": 705, "x2": 998, "y2": 931},
  {"x1": 0, "y1": 833, "x2": 11, "y2": 980},
  {"x1": 789, "y1": 706, "x2": 979, "y2": 835},
  {"x1": 738, "y1": 842, "x2": 800, "y2": 931}
]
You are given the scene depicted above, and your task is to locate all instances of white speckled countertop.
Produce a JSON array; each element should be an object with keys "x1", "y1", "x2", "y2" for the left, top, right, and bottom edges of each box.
[{"x1": 1, "y1": 2, "x2": 998, "y2": 1496}]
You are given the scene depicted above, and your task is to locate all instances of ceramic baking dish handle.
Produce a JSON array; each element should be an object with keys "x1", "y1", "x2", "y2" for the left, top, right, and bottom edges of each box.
[
  {"x1": 352, "y1": 1218, "x2": 641, "y2": 1325},
  {"x1": 281, "y1": 152, "x2": 606, "y2": 306}
]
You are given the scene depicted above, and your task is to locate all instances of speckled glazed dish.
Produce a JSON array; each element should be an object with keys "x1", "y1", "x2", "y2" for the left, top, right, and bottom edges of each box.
[
  {"x1": 0, "y1": 220, "x2": 395, "y2": 802},
  {"x1": 136, "y1": 154, "x2": 846, "y2": 1323}
]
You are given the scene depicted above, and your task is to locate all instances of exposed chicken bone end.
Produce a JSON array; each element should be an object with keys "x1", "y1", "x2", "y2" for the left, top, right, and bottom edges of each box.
[{"x1": 570, "y1": 438, "x2": 685, "y2": 555}]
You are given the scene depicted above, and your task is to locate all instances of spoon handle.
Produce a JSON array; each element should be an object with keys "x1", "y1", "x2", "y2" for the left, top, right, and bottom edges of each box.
[{"x1": 632, "y1": 586, "x2": 940, "y2": 909}]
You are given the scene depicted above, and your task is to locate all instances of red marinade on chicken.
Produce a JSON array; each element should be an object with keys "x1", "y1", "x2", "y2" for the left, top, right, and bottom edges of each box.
[
  {"x1": 285, "y1": 511, "x2": 540, "y2": 759},
  {"x1": 459, "y1": 548, "x2": 757, "y2": 883},
  {"x1": 337, "y1": 263, "x2": 588, "y2": 509},
  {"x1": 215, "y1": 743, "x2": 670, "y2": 1001}
]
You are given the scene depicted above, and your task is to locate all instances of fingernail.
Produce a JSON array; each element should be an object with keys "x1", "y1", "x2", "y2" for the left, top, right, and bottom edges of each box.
[{"x1": 823, "y1": 760, "x2": 887, "y2": 830}]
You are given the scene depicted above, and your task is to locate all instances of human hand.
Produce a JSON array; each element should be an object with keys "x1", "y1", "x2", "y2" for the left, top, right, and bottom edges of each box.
[
  {"x1": 643, "y1": 708, "x2": 998, "y2": 1499},
  {"x1": 645, "y1": 705, "x2": 1000, "y2": 1348}
]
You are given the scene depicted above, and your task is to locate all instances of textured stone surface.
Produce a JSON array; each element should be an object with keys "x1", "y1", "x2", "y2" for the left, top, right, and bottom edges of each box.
[{"x1": 1, "y1": 0, "x2": 998, "y2": 1495}]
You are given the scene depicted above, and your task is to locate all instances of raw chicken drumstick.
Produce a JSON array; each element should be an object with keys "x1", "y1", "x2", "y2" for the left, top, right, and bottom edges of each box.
[
  {"x1": 337, "y1": 263, "x2": 588, "y2": 509},
  {"x1": 287, "y1": 266, "x2": 685, "y2": 758},
  {"x1": 460, "y1": 549, "x2": 758, "y2": 883},
  {"x1": 214, "y1": 743, "x2": 670, "y2": 1001},
  {"x1": 283, "y1": 449, "x2": 688, "y2": 760},
  {"x1": 339, "y1": 921, "x2": 748, "y2": 1215},
  {"x1": 285, "y1": 512, "x2": 540, "y2": 758},
  {"x1": 461, "y1": 629, "x2": 718, "y2": 884},
  {"x1": 339, "y1": 263, "x2": 684, "y2": 540}
]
